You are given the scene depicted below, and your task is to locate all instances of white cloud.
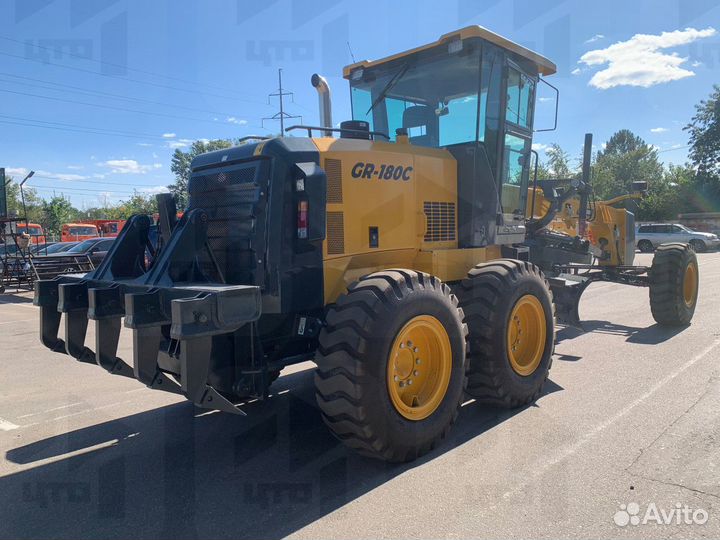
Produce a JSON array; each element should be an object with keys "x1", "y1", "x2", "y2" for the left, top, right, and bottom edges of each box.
[
  {"x1": 139, "y1": 186, "x2": 170, "y2": 195},
  {"x1": 37, "y1": 170, "x2": 87, "y2": 181},
  {"x1": 152, "y1": 152, "x2": 159, "y2": 159},
  {"x1": 579, "y1": 27, "x2": 717, "y2": 89},
  {"x1": 101, "y1": 159, "x2": 162, "y2": 174},
  {"x1": 532, "y1": 143, "x2": 549, "y2": 153},
  {"x1": 6, "y1": 167, "x2": 88, "y2": 181},
  {"x1": 585, "y1": 34, "x2": 605, "y2": 44},
  {"x1": 6, "y1": 167, "x2": 29, "y2": 177},
  {"x1": 650, "y1": 127, "x2": 669, "y2": 133},
  {"x1": 571, "y1": 67, "x2": 582, "y2": 75},
  {"x1": 66, "y1": 164, "x2": 84, "y2": 170},
  {"x1": 162, "y1": 133, "x2": 176, "y2": 138},
  {"x1": 226, "y1": 117, "x2": 248, "y2": 125},
  {"x1": 136, "y1": 142, "x2": 153, "y2": 147},
  {"x1": 167, "y1": 138, "x2": 193, "y2": 149},
  {"x1": 537, "y1": 97, "x2": 553, "y2": 103},
  {"x1": 691, "y1": 60, "x2": 702, "y2": 67}
]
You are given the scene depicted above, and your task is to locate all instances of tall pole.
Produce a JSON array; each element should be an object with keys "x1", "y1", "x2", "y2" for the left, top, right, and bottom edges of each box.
[
  {"x1": 20, "y1": 170, "x2": 35, "y2": 234},
  {"x1": 278, "y1": 69, "x2": 285, "y2": 134},
  {"x1": 262, "y1": 68, "x2": 302, "y2": 136}
]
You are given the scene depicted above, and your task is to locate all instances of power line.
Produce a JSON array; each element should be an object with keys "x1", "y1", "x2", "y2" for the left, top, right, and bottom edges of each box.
[
  {"x1": 1, "y1": 34, "x2": 262, "y2": 99},
  {"x1": 0, "y1": 87, "x2": 235, "y2": 125},
  {"x1": 26, "y1": 181, "x2": 143, "y2": 194},
  {"x1": 0, "y1": 49, "x2": 264, "y2": 104},
  {"x1": 0, "y1": 118, "x2": 173, "y2": 141},
  {"x1": 0, "y1": 72, "x2": 249, "y2": 118},
  {"x1": 0, "y1": 114, "x2": 172, "y2": 139},
  {"x1": 31, "y1": 174, "x2": 165, "y2": 188}
]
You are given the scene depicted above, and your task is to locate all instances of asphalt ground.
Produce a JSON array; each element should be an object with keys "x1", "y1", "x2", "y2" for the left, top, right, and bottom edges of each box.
[{"x1": 0, "y1": 251, "x2": 718, "y2": 539}]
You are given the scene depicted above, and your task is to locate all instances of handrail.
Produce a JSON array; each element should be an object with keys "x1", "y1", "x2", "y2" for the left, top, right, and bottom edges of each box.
[{"x1": 285, "y1": 124, "x2": 390, "y2": 140}]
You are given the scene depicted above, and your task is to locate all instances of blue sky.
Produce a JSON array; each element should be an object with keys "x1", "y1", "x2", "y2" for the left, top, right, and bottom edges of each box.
[{"x1": 1, "y1": 0, "x2": 719, "y2": 208}]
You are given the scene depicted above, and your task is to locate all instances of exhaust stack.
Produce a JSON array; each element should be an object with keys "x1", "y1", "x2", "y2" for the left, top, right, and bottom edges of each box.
[{"x1": 311, "y1": 73, "x2": 333, "y2": 137}]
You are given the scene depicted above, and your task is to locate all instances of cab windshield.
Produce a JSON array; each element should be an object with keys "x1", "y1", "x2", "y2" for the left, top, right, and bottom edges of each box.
[{"x1": 350, "y1": 45, "x2": 483, "y2": 147}]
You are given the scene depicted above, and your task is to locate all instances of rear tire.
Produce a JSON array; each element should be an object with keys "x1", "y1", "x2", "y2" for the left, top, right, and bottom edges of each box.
[
  {"x1": 315, "y1": 270, "x2": 468, "y2": 462},
  {"x1": 649, "y1": 243, "x2": 698, "y2": 326},
  {"x1": 689, "y1": 239, "x2": 706, "y2": 253},
  {"x1": 638, "y1": 240, "x2": 654, "y2": 253},
  {"x1": 457, "y1": 260, "x2": 555, "y2": 408}
]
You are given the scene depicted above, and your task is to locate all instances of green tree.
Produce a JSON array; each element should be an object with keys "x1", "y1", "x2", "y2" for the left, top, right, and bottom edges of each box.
[
  {"x1": 4, "y1": 179, "x2": 43, "y2": 222},
  {"x1": 685, "y1": 85, "x2": 720, "y2": 210},
  {"x1": 168, "y1": 139, "x2": 237, "y2": 207},
  {"x1": 114, "y1": 192, "x2": 158, "y2": 219},
  {"x1": 545, "y1": 143, "x2": 573, "y2": 179},
  {"x1": 40, "y1": 196, "x2": 78, "y2": 237},
  {"x1": 593, "y1": 129, "x2": 664, "y2": 201},
  {"x1": 636, "y1": 164, "x2": 695, "y2": 221}
]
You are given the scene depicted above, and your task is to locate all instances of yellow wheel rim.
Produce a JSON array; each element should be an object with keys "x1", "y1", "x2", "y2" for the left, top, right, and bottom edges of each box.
[
  {"x1": 507, "y1": 295, "x2": 547, "y2": 376},
  {"x1": 683, "y1": 261, "x2": 698, "y2": 307},
  {"x1": 387, "y1": 315, "x2": 452, "y2": 421}
]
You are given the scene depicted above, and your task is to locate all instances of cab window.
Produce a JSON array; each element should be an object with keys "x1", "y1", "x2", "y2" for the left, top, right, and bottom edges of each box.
[{"x1": 505, "y1": 65, "x2": 535, "y2": 129}]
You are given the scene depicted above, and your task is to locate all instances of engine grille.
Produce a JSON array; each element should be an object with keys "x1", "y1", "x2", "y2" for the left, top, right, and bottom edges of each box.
[
  {"x1": 187, "y1": 160, "x2": 266, "y2": 285},
  {"x1": 326, "y1": 212, "x2": 345, "y2": 255},
  {"x1": 325, "y1": 158, "x2": 343, "y2": 204},
  {"x1": 423, "y1": 201, "x2": 456, "y2": 242}
]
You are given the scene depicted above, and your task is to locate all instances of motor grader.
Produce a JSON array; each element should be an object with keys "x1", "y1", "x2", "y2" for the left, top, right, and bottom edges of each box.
[{"x1": 34, "y1": 26, "x2": 699, "y2": 462}]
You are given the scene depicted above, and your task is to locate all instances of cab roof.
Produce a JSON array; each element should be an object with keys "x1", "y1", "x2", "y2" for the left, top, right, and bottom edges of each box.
[{"x1": 343, "y1": 25, "x2": 557, "y2": 78}]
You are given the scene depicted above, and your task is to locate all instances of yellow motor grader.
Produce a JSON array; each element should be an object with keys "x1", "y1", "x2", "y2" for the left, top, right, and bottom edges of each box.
[{"x1": 34, "y1": 26, "x2": 699, "y2": 462}]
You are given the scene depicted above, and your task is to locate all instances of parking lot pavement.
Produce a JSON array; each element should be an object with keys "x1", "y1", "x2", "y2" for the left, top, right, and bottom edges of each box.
[{"x1": 0, "y1": 251, "x2": 719, "y2": 539}]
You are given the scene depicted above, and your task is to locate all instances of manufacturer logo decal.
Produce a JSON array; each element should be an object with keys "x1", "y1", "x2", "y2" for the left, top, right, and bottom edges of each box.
[{"x1": 351, "y1": 162, "x2": 412, "y2": 181}]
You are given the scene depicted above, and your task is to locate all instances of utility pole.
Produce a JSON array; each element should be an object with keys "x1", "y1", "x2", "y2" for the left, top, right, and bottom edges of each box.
[
  {"x1": 19, "y1": 170, "x2": 35, "y2": 232},
  {"x1": 262, "y1": 68, "x2": 302, "y2": 136}
]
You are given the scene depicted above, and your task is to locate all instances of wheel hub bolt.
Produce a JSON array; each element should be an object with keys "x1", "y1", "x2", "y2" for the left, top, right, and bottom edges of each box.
[
  {"x1": 416, "y1": 359, "x2": 422, "y2": 365},
  {"x1": 413, "y1": 370, "x2": 419, "y2": 376},
  {"x1": 407, "y1": 379, "x2": 413, "y2": 385}
]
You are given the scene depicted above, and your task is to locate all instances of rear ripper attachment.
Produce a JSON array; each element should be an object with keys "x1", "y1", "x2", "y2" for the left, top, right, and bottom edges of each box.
[
  {"x1": 35, "y1": 140, "x2": 327, "y2": 413},
  {"x1": 35, "y1": 209, "x2": 262, "y2": 414},
  {"x1": 33, "y1": 152, "x2": 291, "y2": 414}
]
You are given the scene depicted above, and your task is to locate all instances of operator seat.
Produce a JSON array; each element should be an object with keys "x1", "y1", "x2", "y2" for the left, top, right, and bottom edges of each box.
[{"x1": 402, "y1": 105, "x2": 439, "y2": 147}]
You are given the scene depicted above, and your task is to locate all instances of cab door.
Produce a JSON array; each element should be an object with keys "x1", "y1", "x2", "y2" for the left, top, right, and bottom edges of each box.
[{"x1": 498, "y1": 60, "x2": 536, "y2": 243}]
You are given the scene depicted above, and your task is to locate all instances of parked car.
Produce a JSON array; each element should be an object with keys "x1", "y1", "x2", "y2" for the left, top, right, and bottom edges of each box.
[
  {"x1": 29, "y1": 242, "x2": 64, "y2": 255},
  {"x1": 636, "y1": 223, "x2": 720, "y2": 252},
  {"x1": 59, "y1": 238, "x2": 116, "y2": 265}
]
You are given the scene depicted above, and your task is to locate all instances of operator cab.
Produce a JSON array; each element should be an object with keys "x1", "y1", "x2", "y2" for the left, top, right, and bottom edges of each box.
[{"x1": 344, "y1": 26, "x2": 556, "y2": 247}]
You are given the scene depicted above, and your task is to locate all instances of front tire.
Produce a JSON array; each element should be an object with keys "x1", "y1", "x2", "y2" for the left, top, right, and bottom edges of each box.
[
  {"x1": 315, "y1": 270, "x2": 468, "y2": 462},
  {"x1": 649, "y1": 243, "x2": 698, "y2": 326},
  {"x1": 457, "y1": 260, "x2": 555, "y2": 408},
  {"x1": 689, "y1": 239, "x2": 706, "y2": 253}
]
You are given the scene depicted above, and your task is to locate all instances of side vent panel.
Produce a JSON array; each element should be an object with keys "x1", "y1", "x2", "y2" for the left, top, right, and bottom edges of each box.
[
  {"x1": 327, "y1": 211, "x2": 345, "y2": 254},
  {"x1": 423, "y1": 201, "x2": 456, "y2": 242},
  {"x1": 325, "y1": 159, "x2": 343, "y2": 204}
]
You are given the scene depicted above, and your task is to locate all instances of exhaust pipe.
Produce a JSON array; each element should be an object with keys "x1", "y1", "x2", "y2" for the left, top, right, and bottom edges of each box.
[{"x1": 311, "y1": 73, "x2": 333, "y2": 137}]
